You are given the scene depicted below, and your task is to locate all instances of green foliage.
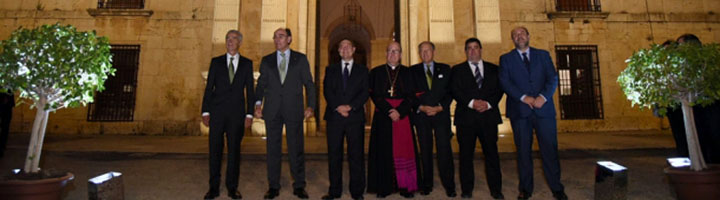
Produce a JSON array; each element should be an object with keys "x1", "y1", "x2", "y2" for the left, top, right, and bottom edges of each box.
[
  {"x1": 618, "y1": 43, "x2": 720, "y2": 115},
  {"x1": 0, "y1": 23, "x2": 115, "y2": 111}
]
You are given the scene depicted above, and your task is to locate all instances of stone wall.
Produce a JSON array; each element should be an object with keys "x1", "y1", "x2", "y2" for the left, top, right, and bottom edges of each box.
[{"x1": 2, "y1": 0, "x2": 719, "y2": 135}]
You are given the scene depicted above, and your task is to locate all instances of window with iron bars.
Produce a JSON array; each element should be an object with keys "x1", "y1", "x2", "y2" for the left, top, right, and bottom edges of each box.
[
  {"x1": 556, "y1": 0, "x2": 601, "y2": 12},
  {"x1": 555, "y1": 45, "x2": 604, "y2": 119},
  {"x1": 97, "y1": 0, "x2": 145, "y2": 9},
  {"x1": 87, "y1": 45, "x2": 140, "y2": 122}
]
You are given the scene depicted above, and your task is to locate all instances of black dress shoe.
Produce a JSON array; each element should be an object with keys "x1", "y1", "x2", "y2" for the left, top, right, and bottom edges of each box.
[
  {"x1": 517, "y1": 191, "x2": 531, "y2": 200},
  {"x1": 491, "y1": 191, "x2": 505, "y2": 199},
  {"x1": 293, "y1": 188, "x2": 309, "y2": 199},
  {"x1": 399, "y1": 191, "x2": 414, "y2": 198},
  {"x1": 204, "y1": 190, "x2": 219, "y2": 199},
  {"x1": 419, "y1": 189, "x2": 431, "y2": 196},
  {"x1": 446, "y1": 190, "x2": 457, "y2": 197},
  {"x1": 228, "y1": 190, "x2": 242, "y2": 199},
  {"x1": 351, "y1": 194, "x2": 364, "y2": 200},
  {"x1": 461, "y1": 192, "x2": 472, "y2": 198},
  {"x1": 376, "y1": 193, "x2": 389, "y2": 198},
  {"x1": 321, "y1": 193, "x2": 340, "y2": 200},
  {"x1": 552, "y1": 191, "x2": 568, "y2": 200},
  {"x1": 263, "y1": 188, "x2": 279, "y2": 199}
]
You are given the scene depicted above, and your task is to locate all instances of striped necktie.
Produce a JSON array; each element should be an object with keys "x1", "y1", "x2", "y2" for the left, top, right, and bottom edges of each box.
[{"x1": 472, "y1": 62, "x2": 483, "y2": 89}]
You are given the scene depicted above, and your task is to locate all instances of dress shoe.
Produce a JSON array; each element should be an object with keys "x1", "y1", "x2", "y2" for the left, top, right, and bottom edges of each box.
[
  {"x1": 446, "y1": 190, "x2": 457, "y2": 197},
  {"x1": 491, "y1": 191, "x2": 505, "y2": 199},
  {"x1": 203, "y1": 190, "x2": 219, "y2": 199},
  {"x1": 399, "y1": 191, "x2": 414, "y2": 198},
  {"x1": 419, "y1": 189, "x2": 431, "y2": 196},
  {"x1": 376, "y1": 193, "x2": 389, "y2": 198},
  {"x1": 321, "y1": 193, "x2": 340, "y2": 200},
  {"x1": 351, "y1": 194, "x2": 364, "y2": 200},
  {"x1": 293, "y1": 188, "x2": 309, "y2": 199},
  {"x1": 552, "y1": 191, "x2": 568, "y2": 200},
  {"x1": 517, "y1": 191, "x2": 531, "y2": 200},
  {"x1": 461, "y1": 192, "x2": 472, "y2": 198},
  {"x1": 228, "y1": 190, "x2": 242, "y2": 199},
  {"x1": 263, "y1": 188, "x2": 279, "y2": 199}
]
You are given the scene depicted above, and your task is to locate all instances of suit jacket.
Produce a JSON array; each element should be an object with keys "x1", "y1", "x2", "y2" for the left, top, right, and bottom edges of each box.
[
  {"x1": 201, "y1": 54, "x2": 255, "y2": 118},
  {"x1": 255, "y1": 50, "x2": 317, "y2": 122},
  {"x1": 323, "y1": 62, "x2": 369, "y2": 123},
  {"x1": 1, "y1": 90, "x2": 14, "y2": 108},
  {"x1": 499, "y1": 47, "x2": 558, "y2": 119},
  {"x1": 450, "y1": 61, "x2": 504, "y2": 126},
  {"x1": 409, "y1": 62, "x2": 452, "y2": 119}
]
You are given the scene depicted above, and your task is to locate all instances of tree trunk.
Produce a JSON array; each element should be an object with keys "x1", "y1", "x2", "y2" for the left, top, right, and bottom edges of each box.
[
  {"x1": 681, "y1": 101, "x2": 707, "y2": 171},
  {"x1": 24, "y1": 103, "x2": 47, "y2": 173}
]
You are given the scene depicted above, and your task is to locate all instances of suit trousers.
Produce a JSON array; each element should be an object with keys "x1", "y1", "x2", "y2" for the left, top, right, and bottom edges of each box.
[
  {"x1": 510, "y1": 116, "x2": 564, "y2": 194},
  {"x1": 326, "y1": 120, "x2": 365, "y2": 196},
  {"x1": 457, "y1": 122, "x2": 501, "y2": 194},
  {"x1": 0, "y1": 106, "x2": 11, "y2": 156},
  {"x1": 415, "y1": 115, "x2": 455, "y2": 192},
  {"x1": 208, "y1": 112, "x2": 244, "y2": 192},
  {"x1": 266, "y1": 115, "x2": 306, "y2": 189}
]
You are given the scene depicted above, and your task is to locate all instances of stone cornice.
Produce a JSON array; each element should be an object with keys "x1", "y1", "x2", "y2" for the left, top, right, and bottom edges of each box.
[
  {"x1": 547, "y1": 11, "x2": 609, "y2": 19},
  {"x1": 87, "y1": 9, "x2": 153, "y2": 17}
]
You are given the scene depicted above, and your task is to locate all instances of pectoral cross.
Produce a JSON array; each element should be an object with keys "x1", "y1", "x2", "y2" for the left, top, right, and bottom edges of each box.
[{"x1": 388, "y1": 86, "x2": 394, "y2": 97}]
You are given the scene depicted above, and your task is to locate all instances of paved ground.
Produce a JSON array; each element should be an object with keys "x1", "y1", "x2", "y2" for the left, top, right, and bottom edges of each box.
[{"x1": 0, "y1": 131, "x2": 679, "y2": 199}]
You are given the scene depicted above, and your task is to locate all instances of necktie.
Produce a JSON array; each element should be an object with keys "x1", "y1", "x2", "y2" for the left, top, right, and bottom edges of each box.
[
  {"x1": 228, "y1": 56, "x2": 235, "y2": 83},
  {"x1": 279, "y1": 52, "x2": 287, "y2": 84},
  {"x1": 342, "y1": 63, "x2": 349, "y2": 90},
  {"x1": 472, "y1": 62, "x2": 483, "y2": 89},
  {"x1": 425, "y1": 66, "x2": 433, "y2": 90},
  {"x1": 522, "y1": 52, "x2": 530, "y2": 71}
]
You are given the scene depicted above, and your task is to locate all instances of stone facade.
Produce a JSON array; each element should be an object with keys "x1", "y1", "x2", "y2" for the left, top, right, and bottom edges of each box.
[{"x1": 1, "y1": 0, "x2": 718, "y2": 135}]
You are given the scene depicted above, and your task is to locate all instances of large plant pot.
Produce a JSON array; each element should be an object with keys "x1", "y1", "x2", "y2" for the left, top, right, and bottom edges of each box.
[
  {"x1": 665, "y1": 164, "x2": 720, "y2": 200},
  {"x1": 0, "y1": 172, "x2": 74, "y2": 200}
]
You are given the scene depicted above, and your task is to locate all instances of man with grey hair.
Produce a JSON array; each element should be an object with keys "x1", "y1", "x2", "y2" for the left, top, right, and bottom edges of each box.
[{"x1": 201, "y1": 29, "x2": 255, "y2": 199}]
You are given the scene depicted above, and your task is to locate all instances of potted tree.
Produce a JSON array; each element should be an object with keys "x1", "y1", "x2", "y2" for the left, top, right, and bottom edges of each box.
[
  {"x1": 618, "y1": 42, "x2": 720, "y2": 199},
  {"x1": 0, "y1": 23, "x2": 114, "y2": 199}
]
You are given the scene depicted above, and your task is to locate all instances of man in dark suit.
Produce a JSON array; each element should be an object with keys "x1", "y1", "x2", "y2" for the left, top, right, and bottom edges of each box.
[
  {"x1": 409, "y1": 41, "x2": 456, "y2": 197},
  {"x1": 499, "y1": 26, "x2": 567, "y2": 200},
  {"x1": 0, "y1": 89, "x2": 14, "y2": 158},
  {"x1": 450, "y1": 38, "x2": 504, "y2": 199},
  {"x1": 321, "y1": 39, "x2": 369, "y2": 200},
  {"x1": 200, "y1": 30, "x2": 255, "y2": 200},
  {"x1": 255, "y1": 28, "x2": 316, "y2": 199}
]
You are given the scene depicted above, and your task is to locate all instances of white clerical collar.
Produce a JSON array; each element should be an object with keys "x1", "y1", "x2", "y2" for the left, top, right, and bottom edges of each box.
[{"x1": 388, "y1": 64, "x2": 398, "y2": 70}]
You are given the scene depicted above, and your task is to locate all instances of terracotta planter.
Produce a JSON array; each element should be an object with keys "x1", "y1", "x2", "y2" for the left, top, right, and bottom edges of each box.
[
  {"x1": 0, "y1": 172, "x2": 74, "y2": 200},
  {"x1": 665, "y1": 164, "x2": 720, "y2": 200}
]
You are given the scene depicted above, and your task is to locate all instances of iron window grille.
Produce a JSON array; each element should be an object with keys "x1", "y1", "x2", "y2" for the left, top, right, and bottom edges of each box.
[
  {"x1": 555, "y1": 45, "x2": 604, "y2": 119},
  {"x1": 97, "y1": 0, "x2": 145, "y2": 9},
  {"x1": 87, "y1": 45, "x2": 140, "y2": 122},
  {"x1": 556, "y1": 0, "x2": 601, "y2": 12}
]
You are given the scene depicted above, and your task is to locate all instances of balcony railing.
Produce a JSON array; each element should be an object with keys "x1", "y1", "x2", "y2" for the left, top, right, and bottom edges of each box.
[
  {"x1": 556, "y1": 0, "x2": 601, "y2": 12},
  {"x1": 97, "y1": 0, "x2": 145, "y2": 9}
]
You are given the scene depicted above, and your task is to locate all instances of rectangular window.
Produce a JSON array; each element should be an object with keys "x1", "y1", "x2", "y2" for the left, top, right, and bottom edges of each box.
[
  {"x1": 555, "y1": 45, "x2": 604, "y2": 119},
  {"x1": 556, "y1": 0, "x2": 601, "y2": 12},
  {"x1": 87, "y1": 45, "x2": 140, "y2": 122},
  {"x1": 97, "y1": 0, "x2": 145, "y2": 9}
]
